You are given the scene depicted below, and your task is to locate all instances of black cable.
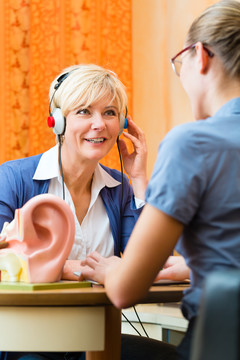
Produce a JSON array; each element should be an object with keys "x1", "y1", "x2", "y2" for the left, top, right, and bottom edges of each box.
[
  {"x1": 122, "y1": 308, "x2": 149, "y2": 338},
  {"x1": 117, "y1": 139, "x2": 143, "y2": 337},
  {"x1": 116, "y1": 137, "x2": 124, "y2": 213},
  {"x1": 117, "y1": 136, "x2": 149, "y2": 339},
  {"x1": 121, "y1": 312, "x2": 142, "y2": 337},
  {"x1": 58, "y1": 135, "x2": 65, "y2": 201},
  {"x1": 133, "y1": 306, "x2": 149, "y2": 337}
]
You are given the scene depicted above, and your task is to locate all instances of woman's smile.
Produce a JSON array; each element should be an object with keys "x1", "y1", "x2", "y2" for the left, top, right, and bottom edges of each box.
[{"x1": 85, "y1": 137, "x2": 106, "y2": 144}]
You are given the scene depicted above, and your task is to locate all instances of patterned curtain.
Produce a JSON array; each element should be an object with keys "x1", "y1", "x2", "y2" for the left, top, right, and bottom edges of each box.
[{"x1": 0, "y1": 0, "x2": 132, "y2": 171}]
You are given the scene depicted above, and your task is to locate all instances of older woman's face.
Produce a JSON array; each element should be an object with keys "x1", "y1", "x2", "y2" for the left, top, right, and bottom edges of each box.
[{"x1": 63, "y1": 97, "x2": 120, "y2": 163}]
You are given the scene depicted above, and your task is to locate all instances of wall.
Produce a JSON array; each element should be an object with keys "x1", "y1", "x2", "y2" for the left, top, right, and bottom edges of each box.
[{"x1": 131, "y1": 0, "x2": 221, "y2": 176}]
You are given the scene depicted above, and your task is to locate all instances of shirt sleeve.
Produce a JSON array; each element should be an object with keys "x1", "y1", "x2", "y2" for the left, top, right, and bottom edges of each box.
[
  {"x1": 0, "y1": 163, "x2": 19, "y2": 230},
  {"x1": 145, "y1": 126, "x2": 207, "y2": 225}
]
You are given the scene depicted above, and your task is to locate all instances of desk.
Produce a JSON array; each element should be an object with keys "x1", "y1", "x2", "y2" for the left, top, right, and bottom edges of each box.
[{"x1": 0, "y1": 284, "x2": 188, "y2": 360}]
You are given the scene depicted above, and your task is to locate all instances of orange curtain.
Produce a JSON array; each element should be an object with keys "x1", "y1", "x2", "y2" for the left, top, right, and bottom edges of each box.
[{"x1": 0, "y1": 0, "x2": 132, "y2": 171}]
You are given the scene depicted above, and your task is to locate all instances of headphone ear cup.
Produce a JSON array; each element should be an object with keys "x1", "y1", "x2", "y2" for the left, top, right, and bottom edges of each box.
[
  {"x1": 119, "y1": 113, "x2": 128, "y2": 136},
  {"x1": 49, "y1": 108, "x2": 66, "y2": 135}
]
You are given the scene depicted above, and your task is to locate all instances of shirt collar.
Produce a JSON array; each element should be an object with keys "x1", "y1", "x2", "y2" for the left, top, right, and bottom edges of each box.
[
  {"x1": 33, "y1": 144, "x2": 121, "y2": 188},
  {"x1": 94, "y1": 163, "x2": 121, "y2": 189},
  {"x1": 215, "y1": 97, "x2": 240, "y2": 117},
  {"x1": 33, "y1": 145, "x2": 60, "y2": 180}
]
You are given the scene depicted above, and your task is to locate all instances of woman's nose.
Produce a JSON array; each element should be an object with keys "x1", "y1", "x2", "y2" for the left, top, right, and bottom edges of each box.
[{"x1": 91, "y1": 113, "x2": 106, "y2": 130}]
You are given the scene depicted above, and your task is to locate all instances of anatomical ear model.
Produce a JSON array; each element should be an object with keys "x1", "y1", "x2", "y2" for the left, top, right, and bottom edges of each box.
[{"x1": 0, "y1": 194, "x2": 75, "y2": 283}]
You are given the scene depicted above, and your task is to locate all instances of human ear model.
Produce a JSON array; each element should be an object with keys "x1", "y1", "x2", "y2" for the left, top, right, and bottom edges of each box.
[{"x1": 0, "y1": 194, "x2": 75, "y2": 283}]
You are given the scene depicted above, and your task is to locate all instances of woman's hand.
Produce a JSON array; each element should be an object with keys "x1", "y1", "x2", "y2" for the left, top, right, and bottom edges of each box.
[
  {"x1": 80, "y1": 251, "x2": 121, "y2": 285},
  {"x1": 61, "y1": 260, "x2": 87, "y2": 281},
  {"x1": 155, "y1": 255, "x2": 190, "y2": 282},
  {"x1": 118, "y1": 116, "x2": 148, "y2": 200},
  {"x1": 62, "y1": 254, "x2": 121, "y2": 284}
]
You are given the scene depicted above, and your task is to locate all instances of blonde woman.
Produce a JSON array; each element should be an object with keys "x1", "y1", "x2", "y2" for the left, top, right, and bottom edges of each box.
[
  {"x1": 105, "y1": 1, "x2": 240, "y2": 359},
  {"x1": 0, "y1": 64, "x2": 147, "y2": 360}
]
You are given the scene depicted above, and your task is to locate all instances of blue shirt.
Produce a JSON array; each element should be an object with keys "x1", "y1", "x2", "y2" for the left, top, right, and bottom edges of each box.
[{"x1": 146, "y1": 98, "x2": 240, "y2": 320}]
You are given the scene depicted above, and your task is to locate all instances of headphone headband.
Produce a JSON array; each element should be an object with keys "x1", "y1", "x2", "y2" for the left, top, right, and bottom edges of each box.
[{"x1": 54, "y1": 73, "x2": 70, "y2": 90}]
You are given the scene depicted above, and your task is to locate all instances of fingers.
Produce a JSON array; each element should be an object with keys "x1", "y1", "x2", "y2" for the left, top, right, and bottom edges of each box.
[
  {"x1": 81, "y1": 263, "x2": 104, "y2": 284},
  {"x1": 156, "y1": 267, "x2": 176, "y2": 280},
  {"x1": 81, "y1": 267, "x2": 97, "y2": 281},
  {"x1": 120, "y1": 131, "x2": 146, "y2": 158},
  {"x1": 81, "y1": 256, "x2": 98, "y2": 270},
  {"x1": 124, "y1": 118, "x2": 146, "y2": 144},
  {"x1": 62, "y1": 261, "x2": 85, "y2": 281},
  {"x1": 126, "y1": 116, "x2": 143, "y2": 135},
  {"x1": 163, "y1": 255, "x2": 185, "y2": 268},
  {"x1": 118, "y1": 116, "x2": 147, "y2": 155},
  {"x1": 122, "y1": 132, "x2": 141, "y2": 150},
  {"x1": 117, "y1": 139, "x2": 129, "y2": 157},
  {"x1": 156, "y1": 262, "x2": 190, "y2": 281},
  {"x1": 80, "y1": 254, "x2": 120, "y2": 285},
  {"x1": 87, "y1": 251, "x2": 102, "y2": 262},
  {"x1": 81, "y1": 251, "x2": 102, "y2": 267}
]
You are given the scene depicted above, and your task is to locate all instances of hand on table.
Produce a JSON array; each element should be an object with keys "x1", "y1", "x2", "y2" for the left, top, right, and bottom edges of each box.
[
  {"x1": 62, "y1": 260, "x2": 88, "y2": 281},
  {"x1": 80, "y1": 251, "x2": 121, "y2": 285},
  {"x1": 155, "y1": 255, "x2": 190, "y2": 282}
]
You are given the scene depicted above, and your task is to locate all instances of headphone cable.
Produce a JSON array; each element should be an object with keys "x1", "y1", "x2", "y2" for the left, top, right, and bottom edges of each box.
[
  {"x1": 121, "y1": 312, "x2": 142, "y2": 336},
  {"x1": 58, "y1": 135, "x2": 65, "y2": 201},
  {"x1": 116, "y1": 137, "x2": 124, "y2": 212},
  {"x1": 133, "y1": 306, "x2": 149, "y2": 337},
  {"x1": 117, "y1": 137, "x2": 149, "y2": 339},
  {"x1": 122, "y1": 307, "x2": 149, "y2": 338}
]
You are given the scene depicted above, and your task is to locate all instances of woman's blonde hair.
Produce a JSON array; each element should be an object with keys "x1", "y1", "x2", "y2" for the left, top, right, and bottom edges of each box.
[
  {"x1": 186, "y1": 0, "x2": 240, "y2": 79},
  {"x1": 49, "y1": 64, "x2": 128, "y2": 117}
]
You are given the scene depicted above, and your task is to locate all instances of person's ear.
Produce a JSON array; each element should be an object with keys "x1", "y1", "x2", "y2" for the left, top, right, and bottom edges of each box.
[
  {"x1": 1, "y1": 194, "x2": 75, "y2": 283},
  {"x1": 23, "y1": 195, "x2": 75, "y2": 282},
  {"x1": 195, "y1": 41, "x2": 209, "y2": 74}
]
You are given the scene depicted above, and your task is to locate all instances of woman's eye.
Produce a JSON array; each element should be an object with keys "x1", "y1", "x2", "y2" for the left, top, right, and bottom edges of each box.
[
  {"x1": 77, "y1": 109, "x2": 89, "y2": 115},
  {"x1": 105, "y1": 109, "x2": 117, "y2": 116}
]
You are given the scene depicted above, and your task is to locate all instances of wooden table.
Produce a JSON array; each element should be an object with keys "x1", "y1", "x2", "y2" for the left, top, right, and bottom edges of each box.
[{"x1": 0, "y1": 283, "x2": 188, "y2": 360}]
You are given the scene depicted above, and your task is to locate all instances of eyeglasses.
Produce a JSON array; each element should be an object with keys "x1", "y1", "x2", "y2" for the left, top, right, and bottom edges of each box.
[{"x1": 170, "y1": 43, "x2": 214, "y2": 76}]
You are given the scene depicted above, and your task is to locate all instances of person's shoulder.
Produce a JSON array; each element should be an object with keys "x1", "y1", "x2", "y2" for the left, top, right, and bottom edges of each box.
[
  {"x1": 165, "y1": 121, "x2": 203, "y2": 141},
  {"x1": 163, "y1": 120, "x2": 210, "y2": 152},
  {"x1": 0, "y1": 153, "x2": 43, "y2": 172}
]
